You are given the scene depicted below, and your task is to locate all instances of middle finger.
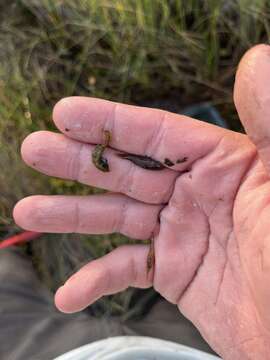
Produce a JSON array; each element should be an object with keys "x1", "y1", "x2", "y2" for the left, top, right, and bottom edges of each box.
[{"x1": 14, "y1": 193, "x2": 161, "y2": 239}]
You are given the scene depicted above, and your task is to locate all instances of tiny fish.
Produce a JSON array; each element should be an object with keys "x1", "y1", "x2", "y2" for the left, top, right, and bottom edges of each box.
[
  {"x1": 164, "y1": 158, "x2": 174, "y2": 167},
  {"x1": 118, "y1": 153, "x2": 165, "y2": 170},
  {"x1": 92, "y1": 130, "x2": 111, "y2": 172},
  {"x1": 147, "y1": 237, "x2": 155, "y2": 273},
  {"x1": 176, "y1": 157, "x2": 188, "y2": 164}
]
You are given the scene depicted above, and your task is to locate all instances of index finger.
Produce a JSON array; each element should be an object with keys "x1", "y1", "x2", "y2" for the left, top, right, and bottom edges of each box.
[{"x1": 53, "y1": 97, "x2": 227, "y2": 167}]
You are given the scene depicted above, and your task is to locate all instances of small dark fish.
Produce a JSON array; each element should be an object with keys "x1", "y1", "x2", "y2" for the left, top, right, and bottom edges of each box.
[
  {"x1": 147, "y1": 237, "x2": 155, "y2": 274},
  {"x1": 176, "y1": 157, "x2": 188, "y2": 164},
  {"x1": 92, "y1": 130, "x2": 111, "y2": 172},
  {"x1": 92, "y1": 144, "x2": 109, "y2": 172},
  {"x1": 118, "y1": 153, "x2": 165, "y2": 170},
  {"x1": 164, "y1": 158, "x2": 174, "y2": 167}
]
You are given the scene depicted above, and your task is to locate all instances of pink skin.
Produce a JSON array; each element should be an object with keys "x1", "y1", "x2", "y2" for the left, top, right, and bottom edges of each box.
[{"x1": 13, "y1": 44, "x2": 270, "y2": 358}]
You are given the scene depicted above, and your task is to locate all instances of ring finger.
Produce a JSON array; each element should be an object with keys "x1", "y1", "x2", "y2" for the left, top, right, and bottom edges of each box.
[{"x1": 13, "y1": 193, "x2": 162, "y2": 239}]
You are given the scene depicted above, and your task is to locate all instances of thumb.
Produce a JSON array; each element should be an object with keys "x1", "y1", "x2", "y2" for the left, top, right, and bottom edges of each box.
[{"x1": 234, "y1": 44, "x2": 270, "y2": 174}]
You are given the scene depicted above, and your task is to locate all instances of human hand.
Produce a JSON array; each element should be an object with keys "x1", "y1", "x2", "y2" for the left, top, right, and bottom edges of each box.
[{"x1": 13, "y1": 45, "x2": 270, "y2": 359}]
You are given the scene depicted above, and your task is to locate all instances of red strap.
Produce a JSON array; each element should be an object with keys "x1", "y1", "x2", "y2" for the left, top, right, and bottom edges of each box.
[{"x1": 0, "y1": 231, "x2": 42, "y2": 249}]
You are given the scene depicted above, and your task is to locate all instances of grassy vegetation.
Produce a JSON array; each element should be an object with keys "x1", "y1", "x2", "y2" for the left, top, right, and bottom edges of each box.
[{"x1": 1, "y1": 0, "x2": 270, "y2": 316}]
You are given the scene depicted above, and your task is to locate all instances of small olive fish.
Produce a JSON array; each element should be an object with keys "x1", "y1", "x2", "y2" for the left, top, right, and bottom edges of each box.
[
  {"x1": 164, "y1": 158, "x2": 174, "y2": 167},
  {"x1": 92, "y1": 130, "x2": 111, "y2": 172},
  {"x1": 118, "y1": 153, "x2": 165, "y2": 170},
  {"x1": 176, "y1": 157, "x2": 188, "y2": 163},
  {"x1": 147, "y1": 237, "x2": 155, "y2": 274}
]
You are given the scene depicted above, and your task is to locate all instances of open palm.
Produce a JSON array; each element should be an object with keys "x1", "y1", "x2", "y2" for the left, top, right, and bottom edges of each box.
[{"x1": 14, "y1": 45, "x2": 270, "y2": 359}]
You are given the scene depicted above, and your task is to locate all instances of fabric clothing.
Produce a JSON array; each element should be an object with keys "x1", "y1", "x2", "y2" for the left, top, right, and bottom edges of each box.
[
  {"x1": 54, "y1": 336, "x2": 220, "y2": 360},
  {"x1": 0, "y1": 247, "x2": 214, "y2": 360}
]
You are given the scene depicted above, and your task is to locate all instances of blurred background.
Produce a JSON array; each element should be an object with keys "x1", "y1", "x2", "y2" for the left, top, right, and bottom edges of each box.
[{"x1": 0, "y1": 0, "x2": 269, "y2": 319}]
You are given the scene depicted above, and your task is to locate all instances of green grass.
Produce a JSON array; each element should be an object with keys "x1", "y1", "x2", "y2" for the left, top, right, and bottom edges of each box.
[{"x1": 1, "y1": 0, "x2": 270, "y2": 316}]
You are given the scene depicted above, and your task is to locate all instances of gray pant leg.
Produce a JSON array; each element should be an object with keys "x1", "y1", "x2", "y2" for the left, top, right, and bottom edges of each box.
[
  {"x1": 123, "y1": 298, "x2": 214, "y2": 355},
  {"x1": 0, "y1": 247, "x2": 124, "y2": 360},
  {"x1": 0, "y1": 247, "x2": 213, "y2": 360}
]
